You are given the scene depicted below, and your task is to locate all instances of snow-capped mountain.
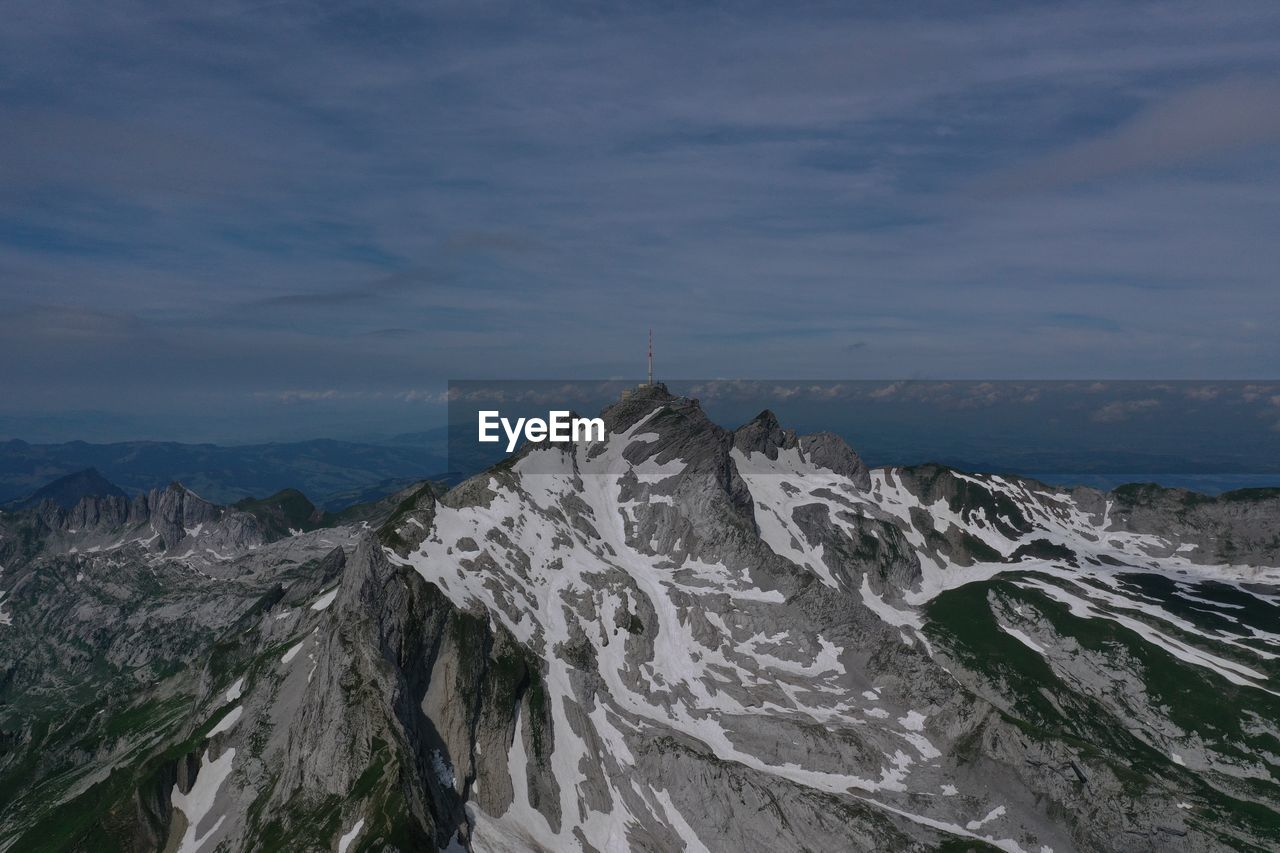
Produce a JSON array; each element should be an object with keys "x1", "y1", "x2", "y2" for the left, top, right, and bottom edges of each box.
[{"x1": 1, "y1": 384, "x2": 1277, "y2": 852}]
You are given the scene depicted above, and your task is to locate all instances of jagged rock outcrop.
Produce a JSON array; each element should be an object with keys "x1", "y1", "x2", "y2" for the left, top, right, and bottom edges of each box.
[{"x1": 0, "y1": 393, "x2": 1277, "y2": 853}]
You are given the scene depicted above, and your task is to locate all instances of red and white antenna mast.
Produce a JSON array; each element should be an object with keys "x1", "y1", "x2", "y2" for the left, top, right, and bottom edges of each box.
[{"x1": 647, "y1": 329, "x2": 653, "y2": 385}]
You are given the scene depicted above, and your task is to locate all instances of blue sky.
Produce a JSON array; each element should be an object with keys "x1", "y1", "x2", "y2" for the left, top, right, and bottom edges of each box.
[{"x1": 3, "y1": 1, "x2": 1280, "y2": 441}]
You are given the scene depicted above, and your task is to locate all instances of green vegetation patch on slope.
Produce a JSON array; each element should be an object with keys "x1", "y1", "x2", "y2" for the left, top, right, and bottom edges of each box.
[{"x1": 926, "y1": 575, "x2": 1280, "y2": 847}]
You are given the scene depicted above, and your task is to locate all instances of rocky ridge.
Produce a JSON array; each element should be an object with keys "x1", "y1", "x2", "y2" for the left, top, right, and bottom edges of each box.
[{"x1": 0, "y1": 385, "x2": 1277, "y2": 852}]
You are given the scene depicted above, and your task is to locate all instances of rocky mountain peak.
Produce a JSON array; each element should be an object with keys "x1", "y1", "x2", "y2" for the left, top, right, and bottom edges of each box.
[
  {"x1": 4, "y1": 401, "x2": 1280, "y2": 852},
  {"x1": 600, "y1": 381, "x2": 683, "y2": 431},
  {"x1": 7, "y1": 466, "x2": 126, "y2": 511},
  {"x1": 798, "y1": 432, "x2": 872, "y2": 489},
  {"x1": 732, "y1": 408, "x2": 794, "y2": 458}
]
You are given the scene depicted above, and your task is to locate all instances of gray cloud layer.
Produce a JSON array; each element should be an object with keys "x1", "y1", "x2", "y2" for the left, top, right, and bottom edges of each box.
[{"x1": 2, "y1": 1, "x2": 1279, "y2": 439}]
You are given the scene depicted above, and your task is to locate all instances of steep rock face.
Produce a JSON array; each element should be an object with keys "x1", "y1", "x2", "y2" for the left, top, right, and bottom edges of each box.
[
  {"x1": 0, "y1": 498, "x2": 540, "y2": 852},
  {"x1": 1, "y1": 394, "x2": 1278, "y2": 853},
  {"x1": 194, "y1": 535, "x2": 548, "y2": 852},
  {"x1": 732, "y1": 408, "x2": 872, "y2": 490},
  {"x1": 59, "y1": 491, "x2": 137, "y2": 529},
  {"x1": 387, "y1": 391, "x2": 1278, "y2": 852},
  {"x1": 0, "y1": 501, "x2": 366, "y2": 850},
  {"x1": 380, "y1": 483, "x2": 440, "y2": 557},
  {"x1": 7, "y1": 481, "x2": 268, "y2": 566},
  {"x1": 1105, "y1": 483, "x2": 1280, "y2": 564},
  {"x1": 142, "y1": 482, "x2": 242, "y2": 550}
]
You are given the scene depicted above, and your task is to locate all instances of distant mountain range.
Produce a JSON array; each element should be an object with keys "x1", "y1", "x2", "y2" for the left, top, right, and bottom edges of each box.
[
  {"x1": 1, "y1": 384, "x2": 1277, "y2": 851},
  {"x1": 5, "y1": 467, "x2": 127, "y2": 510},
  {"x1": 0, "y1": 437, "x2": 449, "y2": 510}
]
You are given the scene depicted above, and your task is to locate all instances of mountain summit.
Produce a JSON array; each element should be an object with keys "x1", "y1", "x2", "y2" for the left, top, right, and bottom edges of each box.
[
  {"x1": 0, "y1": 394, "x2": 1277, "y2": 852},
  {"x1": 6, "y1": 466, "x2": 127, "y2": 511}
]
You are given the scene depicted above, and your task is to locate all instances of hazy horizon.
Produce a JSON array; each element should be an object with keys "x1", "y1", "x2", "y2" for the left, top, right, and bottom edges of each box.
[{"x1": 6, "y1": 380, "x2": 1277, "y2": 503}]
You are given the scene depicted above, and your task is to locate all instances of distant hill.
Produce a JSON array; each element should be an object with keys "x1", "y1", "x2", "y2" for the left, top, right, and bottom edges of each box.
[
  {"x1": 232, "y1": 479, "x2": 446, "y2": 539},
  {"x1": 233, "y1": 488, "x2": 326, "y2": 538},
  {"x1": 5, "y1": 467, "x2": 127, "y2": 510},
  {"x1": 0, "y1": 438, "x2": 447, "y2": 510}
]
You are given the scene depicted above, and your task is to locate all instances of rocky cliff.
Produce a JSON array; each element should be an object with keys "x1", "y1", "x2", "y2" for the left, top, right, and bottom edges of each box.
[{"x1": 0, "y1": 387, "x2": 1277, "y2": 852}]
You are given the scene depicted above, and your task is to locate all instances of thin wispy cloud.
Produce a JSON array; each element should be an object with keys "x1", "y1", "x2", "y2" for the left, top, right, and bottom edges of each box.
[
  {"x1": 1092, "y1": 399, "x2": 1162, "y2": 423},
  {"x1": 980, "y1": 78, "x2": 1280, "y2": 193}
]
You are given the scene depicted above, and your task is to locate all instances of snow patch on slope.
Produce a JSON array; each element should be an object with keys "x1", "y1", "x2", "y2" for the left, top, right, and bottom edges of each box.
[{"x1": 171, "y1": 748, "x2": 235, "y2": 853}]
